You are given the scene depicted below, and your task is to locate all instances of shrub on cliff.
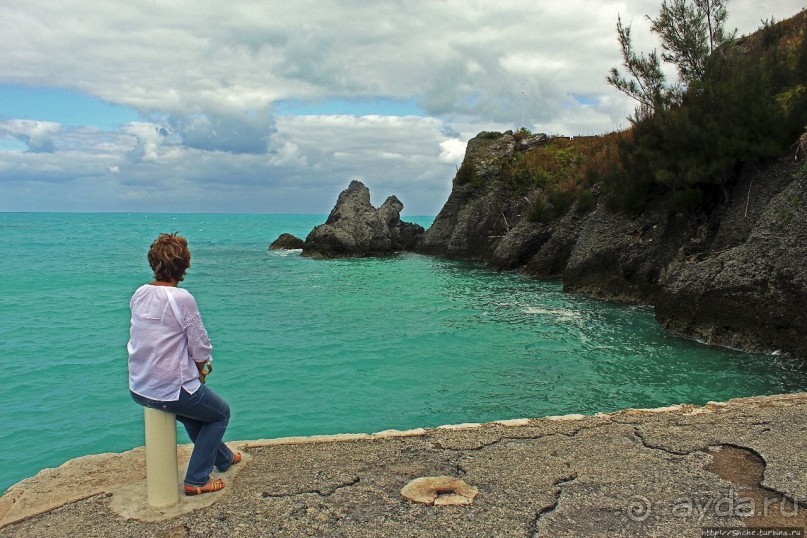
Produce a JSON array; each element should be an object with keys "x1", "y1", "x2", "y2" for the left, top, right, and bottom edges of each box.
[{"x1": 454, "y1": 159, "x2": 476, "y2": 186}]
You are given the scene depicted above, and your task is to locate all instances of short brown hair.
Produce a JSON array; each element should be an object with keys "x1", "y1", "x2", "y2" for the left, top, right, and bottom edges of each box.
[{"x1": 148, "y1": 233, "x2": 191, "y2": 282}]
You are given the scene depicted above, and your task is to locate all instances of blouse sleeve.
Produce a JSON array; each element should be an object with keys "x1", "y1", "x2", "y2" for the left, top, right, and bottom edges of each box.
[{"x1": 176, "y1": 290, "x2": 213, "y2": 363}]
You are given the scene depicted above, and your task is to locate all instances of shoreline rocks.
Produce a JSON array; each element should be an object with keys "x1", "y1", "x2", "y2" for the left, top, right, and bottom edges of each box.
[{"x1": 268, "y1": 233, "x2": 305, "y2": 250}]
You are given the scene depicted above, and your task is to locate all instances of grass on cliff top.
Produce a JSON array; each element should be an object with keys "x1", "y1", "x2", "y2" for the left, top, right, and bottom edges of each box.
[
  {"x1": 455, "y1": 131, "x2": 626, "y2": 222},
  {"x1": 510, "y1": 134, "x2": 625, "y2": 222}
]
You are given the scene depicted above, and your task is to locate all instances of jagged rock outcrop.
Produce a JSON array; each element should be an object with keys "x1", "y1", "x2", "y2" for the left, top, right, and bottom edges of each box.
[
  {"x1": 417, "y1": 131, "x2": 807, "y2": 358},
  {"x1": 418, "y1": 131, "x2": 549, "y2": 263},
  {"x1": 302, "y1": 180, "x2": 425, "y2": 259},
  {"x1": 268, "y1": 233, "x2": 305, "y2": 250}
]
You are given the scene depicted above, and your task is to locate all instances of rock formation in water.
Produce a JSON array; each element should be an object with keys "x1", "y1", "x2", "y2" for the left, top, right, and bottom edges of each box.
[
  {"x1": 301, "y1": 180, "x2": 425, "y2": 259},
  {"x1": 268, "y1": 233, "x2": 305, "y2": 250}
]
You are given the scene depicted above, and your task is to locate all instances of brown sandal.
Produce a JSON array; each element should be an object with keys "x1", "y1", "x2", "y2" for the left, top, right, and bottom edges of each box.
[
  {"x1": 184, "y1": 478, "x2": 225, "y2": 496},
  {"x1": 232, "y1": 452, "x2": 242, "y2": 465}
]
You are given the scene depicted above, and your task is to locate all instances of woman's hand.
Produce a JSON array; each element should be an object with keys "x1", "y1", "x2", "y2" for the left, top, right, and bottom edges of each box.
[{"x1": 196, "y1": 360, "x2": 213, "y2": 384}]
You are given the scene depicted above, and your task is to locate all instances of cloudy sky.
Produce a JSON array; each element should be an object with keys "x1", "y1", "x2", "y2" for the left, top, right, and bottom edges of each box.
[{"x1": 1, "y1": 1, "x2": 803, "y2": 215}]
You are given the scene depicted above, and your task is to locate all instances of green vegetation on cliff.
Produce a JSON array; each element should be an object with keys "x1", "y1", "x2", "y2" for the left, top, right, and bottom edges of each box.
[
  {"x1": 503, "y1": 134, "x2": 622, "y2": 221},
  {"x1": 604, "y1": 5, "x2": 807, "y2": 213}
]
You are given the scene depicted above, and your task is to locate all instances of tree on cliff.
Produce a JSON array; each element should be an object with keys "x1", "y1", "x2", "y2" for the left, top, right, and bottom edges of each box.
[
  {"x1": 607, "y1": 0, "x2": 732, "y2": 121},
  {"x1": 604, "y1": 3, "x2": 807, "y2": 213}
]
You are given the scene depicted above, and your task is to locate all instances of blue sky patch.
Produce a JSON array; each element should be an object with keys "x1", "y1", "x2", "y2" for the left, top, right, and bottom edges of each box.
[
  {"x1": 0, "y1": 84, "x2": 141, "y2": 130},
  {"x1": 0, "y1": 138, "x2": 28, "y2": 152},
  {"x1": 571, "y1": 94, "x2": 598, "y2": 106}
]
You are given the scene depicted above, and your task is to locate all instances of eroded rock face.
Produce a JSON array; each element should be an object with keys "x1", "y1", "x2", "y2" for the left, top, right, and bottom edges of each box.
[
  {"x1": 418, "y1": 132, "x2": 529, "y2": 261},
  {"x1": 302, "y1": 180, "x2": 424, "y2": 259},
  {"x1": 652, "y1": 164, "x2": 807, "y2": 356}
]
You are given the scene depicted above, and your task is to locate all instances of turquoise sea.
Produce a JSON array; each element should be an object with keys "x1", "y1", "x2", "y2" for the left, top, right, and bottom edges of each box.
[{"x1": 2, "y1": 212, "x2": 807, "y2": 493}]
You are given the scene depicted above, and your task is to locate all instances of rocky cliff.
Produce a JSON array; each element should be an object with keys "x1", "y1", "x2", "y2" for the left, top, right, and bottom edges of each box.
[{"x1": 417, "y1": 131, "x2": 807, "y2": 358}]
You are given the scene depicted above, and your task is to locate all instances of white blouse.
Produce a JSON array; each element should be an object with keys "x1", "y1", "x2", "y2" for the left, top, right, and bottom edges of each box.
[{"x1": 127, "y1": 284, "x2": 213, "y2": 401}]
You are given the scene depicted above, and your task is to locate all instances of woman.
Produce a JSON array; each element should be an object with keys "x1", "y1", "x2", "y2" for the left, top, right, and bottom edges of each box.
[{"x1": 127, "y1": 232, "x2": 239, "y2": 496}]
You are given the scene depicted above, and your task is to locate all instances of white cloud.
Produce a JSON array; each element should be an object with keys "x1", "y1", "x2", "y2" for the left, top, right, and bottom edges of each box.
[
  {"x1": 0, "y1": 0, "x2": 804, "y2": 212},
  {"x1": 0, "y1": 114, "x2": 458, "y2": 214},
  {"x1": 267, "y1": 114, "x2": 456, "y2": 212},
  {"x1": 438, "y1": 139, "x2": 467, "y2": 165},
  {"x1": 0, "y1": 119, "x2": 60, "y2": 153},
  {"x1": 122, "y1": 122, "x2": 165, "y2": 162},
  {"x1": 267, "y1": 138, "x2": 308, "y2": 168}
]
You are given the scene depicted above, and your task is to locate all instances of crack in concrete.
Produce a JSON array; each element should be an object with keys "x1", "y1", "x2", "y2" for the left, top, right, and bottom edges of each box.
[
  {"x1": 431, "y1": 434, "x2": 545, "y2": 452},
  {"x1": 632, "y1": 428, "x2": 694, "y2": 456},
  {"x1": 530, "y1": 474, "x2": 578, "y2": 537},
  {"x1": 432, "y1": 422, "x2": 612, "y2": 453},
  {"x1": 627, "y1": 424, "x2": 807, "y2": 520},
  {"x1": 261, "y1": 476, "x2": 360, "y2": 499},
  {"x1": 627, "y1": 435, "x2": 807, "y2": 525}
]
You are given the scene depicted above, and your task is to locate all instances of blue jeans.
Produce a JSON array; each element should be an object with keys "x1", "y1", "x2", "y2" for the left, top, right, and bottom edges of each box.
[{"x1": 131, "y1": 385, "x2": 234, "y2": 487}]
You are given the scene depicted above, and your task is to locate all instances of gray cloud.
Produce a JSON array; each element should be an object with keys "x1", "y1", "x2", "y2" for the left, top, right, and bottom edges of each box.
[{"x1": 166, "y1": 108, "x2": 276, "y2": 154}]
